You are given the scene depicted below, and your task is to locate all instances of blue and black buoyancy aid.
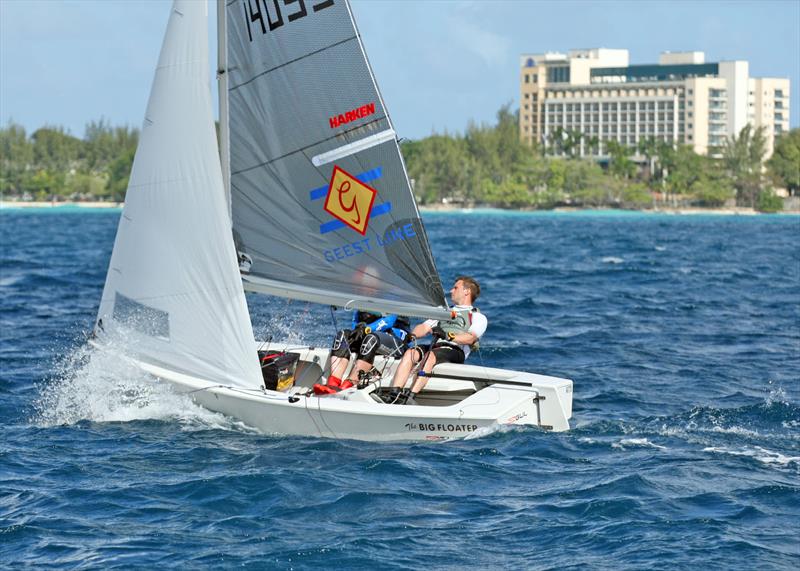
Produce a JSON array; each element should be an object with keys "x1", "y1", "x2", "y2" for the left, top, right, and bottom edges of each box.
[{"x1": 351, "y1": 311, "x2": 410, "y2": 341}]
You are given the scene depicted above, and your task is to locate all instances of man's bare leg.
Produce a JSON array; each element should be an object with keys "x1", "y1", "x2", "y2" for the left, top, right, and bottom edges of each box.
[
  {"x1": 329, "y1": 355, "x2": 350, "y2": 380},
  {"x1": 390, "y1": 350, "x2": 418, "y2": 389},
  {"x1": 411, "y1": 353, "x2": 437, "y2": 394},
  {"x1": 347, "y1": 359, "x2": 373, "y2": 381}
]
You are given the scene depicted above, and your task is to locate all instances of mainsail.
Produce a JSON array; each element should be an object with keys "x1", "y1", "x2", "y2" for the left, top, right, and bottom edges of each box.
[
  {"x1": 96, "y1": 0, "x2": 262, "y2": 389},
  {"x1": 225, "y1": 0, "x2": 449, "y2": 319}
]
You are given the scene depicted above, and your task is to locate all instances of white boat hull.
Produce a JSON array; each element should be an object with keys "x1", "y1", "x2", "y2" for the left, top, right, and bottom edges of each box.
[{"x1": 111, "y1": 344, "x2": 573, "y2": 442}]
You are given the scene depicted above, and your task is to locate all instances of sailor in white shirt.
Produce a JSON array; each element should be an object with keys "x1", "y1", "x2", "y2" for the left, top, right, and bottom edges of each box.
[{"x1": 386, "y1": 276, "x2": 487, "y2": 405}]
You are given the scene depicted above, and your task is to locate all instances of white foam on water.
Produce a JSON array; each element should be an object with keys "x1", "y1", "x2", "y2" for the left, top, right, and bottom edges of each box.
[
  {"x1": 764, "y1": 384, "x2": 788, "y2": 407},
  {"x1": 465, "y1": 423, "x2": 527, "y2": 440},
  {"x1": 0, "y1": 272, "x2": 24, "y2": 287},
  {"x1": 702, "y1": 445, "x2": 800, "y2": 468},
  {"x1": 655, "y1": 246, "x2": 667, "y2": 251},
  {"x1": 32, "y1": 341, "x2": 249, "y2": 433},
  {"x1": 708, "y1": 425, "x2": 762, "y2": 438},
  {"x1": 601, "y1": 256, "x2": 624, "y2": 264},
  {"x1": 613, "y1": 438, "x2": 666, "y2": 450}
]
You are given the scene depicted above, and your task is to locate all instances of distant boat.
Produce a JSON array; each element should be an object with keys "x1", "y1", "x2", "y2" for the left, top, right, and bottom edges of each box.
[{"x1": 90, "y1": 0, "x2": 573, "y2": 440}]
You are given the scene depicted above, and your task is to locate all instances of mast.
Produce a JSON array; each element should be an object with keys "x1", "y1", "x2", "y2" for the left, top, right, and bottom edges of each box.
[{"x1": 216, "y1": 0, "x2": 231, "y2": 220}]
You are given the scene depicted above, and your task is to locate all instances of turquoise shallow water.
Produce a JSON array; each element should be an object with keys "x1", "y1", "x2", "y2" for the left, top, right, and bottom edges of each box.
[{"x1": 1, "y1": 210, "x2": 798, "y2": 569}]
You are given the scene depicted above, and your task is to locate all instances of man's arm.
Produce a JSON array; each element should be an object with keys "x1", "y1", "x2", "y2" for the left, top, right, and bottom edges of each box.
[
  {"x1": 449, "y1": 331, "x2": 478, "y2": 346},
  {"x1": 452, "y1": 313, "x2": 487, "y2": 346},
  {"x1": 412, "y1": 320, "x2": 434, "y2": 338}
]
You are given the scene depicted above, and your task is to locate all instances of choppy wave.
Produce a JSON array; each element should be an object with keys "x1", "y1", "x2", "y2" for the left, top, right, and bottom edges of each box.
[{"x1": 2, "y1": 211, "x2": 799, "y2": 569}]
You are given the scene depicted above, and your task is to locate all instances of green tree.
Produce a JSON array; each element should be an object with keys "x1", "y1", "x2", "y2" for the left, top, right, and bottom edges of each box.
[
  {"x1": 621, "y1": 183, "x2": 652, "y2": 208},
  {"x1": 637, "y1": 137, "x2": 660, "y2": 182},
  {"x1": 665, "y1": 145, "x2": 704, "y2": 203},
  {"x1": 756, "y1": 189, "x2": 784, "y2": 213},
  {"x1": 692, "y1": 161, "x2": 735, "y2": 207},
  {"x1": 106, "y1": 147, "x2": 136, "y2": 201},
  {"x1": 31, "y1": 126, "x2": 82, "y2": 173},
  {"x1": 83, "y1": 119, "x2": 138, "y2": 174},
  {"x1": 606, "y1": 140, "x2": 636, "y2": 179},
  {"x1": 767, "y1": 128, "x2": 800, "y2": 195},
  {"x1": 722, "y1": 124, "x2": 767, "y2": 207},
  {"x1": 0, "y1": 122, "x2": 33, "y2": 194},
  {"x1": 547, "y1": 127, "x2": 583, "y2": 159}
]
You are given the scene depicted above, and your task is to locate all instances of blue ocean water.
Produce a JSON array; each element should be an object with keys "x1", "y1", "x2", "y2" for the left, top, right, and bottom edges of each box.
[{"x1": 1, "y1": 209, "x2": 798, "y2": 569}]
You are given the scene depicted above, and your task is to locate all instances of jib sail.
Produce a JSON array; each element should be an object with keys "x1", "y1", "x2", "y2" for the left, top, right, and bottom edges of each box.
[{"x1": 96, "y1": 0, "x2": 261, "y2": 389}]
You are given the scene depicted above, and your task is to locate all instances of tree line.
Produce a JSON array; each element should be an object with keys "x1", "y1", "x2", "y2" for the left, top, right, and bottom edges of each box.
[
  {"x1": 402, "y1": 105, "x2": 799, "y2": 213},
  {"x1": 0, "y1": 120, "x2": 138, "y2": 202},
  {"x1": 2, "y1": 110, "x2": 798, "y2": 212}
]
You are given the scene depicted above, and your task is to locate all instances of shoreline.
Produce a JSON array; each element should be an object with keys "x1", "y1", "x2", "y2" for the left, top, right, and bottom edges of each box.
[
  {"x1": 418, "y1": 204, "x2": 798, "y2": 215},
  {"x1": 1, "y1": 201, "x2": 122, "y2": 209},
  {"x1": 2, "y1": 200, "x2": 796, "y2": 215}
]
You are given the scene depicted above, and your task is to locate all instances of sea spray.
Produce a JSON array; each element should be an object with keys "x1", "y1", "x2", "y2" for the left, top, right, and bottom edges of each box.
[{"x1": 32, "y1": 340, "x2": 243, "y2": 432}]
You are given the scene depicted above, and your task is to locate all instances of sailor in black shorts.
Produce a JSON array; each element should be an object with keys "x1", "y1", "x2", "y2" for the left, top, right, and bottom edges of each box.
[
  {"x1": 408, "y1": 338, "x2": 466, "y2": 366},
  {"x1": 386, "y1": 276, "x2": 487, "y2": 405}
]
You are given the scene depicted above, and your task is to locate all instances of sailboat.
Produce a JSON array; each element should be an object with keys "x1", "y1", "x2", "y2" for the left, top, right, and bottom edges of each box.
[{"x1": 91, "y1": 0, "x2": 573, "y2": 441}]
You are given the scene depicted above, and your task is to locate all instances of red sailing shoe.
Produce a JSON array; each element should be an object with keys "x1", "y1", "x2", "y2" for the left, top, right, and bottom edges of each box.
[{"x1": 313, "y1": 383, "x2": 338, "y2": 395}]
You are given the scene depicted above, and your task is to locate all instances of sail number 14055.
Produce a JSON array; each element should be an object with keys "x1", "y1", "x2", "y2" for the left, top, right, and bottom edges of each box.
[{"x1": 242, "y1": 0, "x2": 335, "y2": 42}]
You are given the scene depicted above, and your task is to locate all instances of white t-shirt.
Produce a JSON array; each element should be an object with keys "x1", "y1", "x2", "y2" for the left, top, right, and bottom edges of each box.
[{"x1": 423, "y1": 305, "x2": 487, "y2": 360}]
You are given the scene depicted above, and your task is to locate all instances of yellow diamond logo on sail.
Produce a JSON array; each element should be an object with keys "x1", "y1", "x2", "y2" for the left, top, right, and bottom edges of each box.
[{"x1": 323, "y1": 166, "x2": 377, "y2": 235}]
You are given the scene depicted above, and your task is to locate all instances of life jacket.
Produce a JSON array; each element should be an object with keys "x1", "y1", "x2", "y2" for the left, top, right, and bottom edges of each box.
[
  {"x1": 439, "y1": 306, "x2": 480, "y2": 350},
  {"x1": 352, "y1": 311, "x2": 410, "y2": 340}
]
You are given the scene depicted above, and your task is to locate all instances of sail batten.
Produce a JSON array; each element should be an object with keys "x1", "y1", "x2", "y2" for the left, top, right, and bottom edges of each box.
[{"x1": 227, "y1": 0, "x2": 446, "y2": 313}]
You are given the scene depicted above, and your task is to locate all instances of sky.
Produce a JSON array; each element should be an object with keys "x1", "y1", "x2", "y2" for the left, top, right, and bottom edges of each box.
[{"x1": 1, "y1": 0, "x2": 798, "y2": 141}]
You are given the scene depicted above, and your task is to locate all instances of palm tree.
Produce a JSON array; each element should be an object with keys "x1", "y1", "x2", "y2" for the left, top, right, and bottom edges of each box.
[{"x1": 722, "y1": 125, "x2": 766, "y2": 207}]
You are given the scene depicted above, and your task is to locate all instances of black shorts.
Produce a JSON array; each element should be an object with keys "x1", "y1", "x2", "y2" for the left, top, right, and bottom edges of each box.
[{"x1": 413, "y1": 342, "x2": 465, "y2": 365}]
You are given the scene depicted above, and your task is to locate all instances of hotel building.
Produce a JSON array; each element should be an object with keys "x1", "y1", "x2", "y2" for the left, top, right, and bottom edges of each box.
[{"x1": 519, "y1": 49, "x2": 790, "y2": 159}]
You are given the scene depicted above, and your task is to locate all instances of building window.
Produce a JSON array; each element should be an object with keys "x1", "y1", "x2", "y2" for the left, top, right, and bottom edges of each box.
[
  {"x1": 547, "y1": 66, "x2": 570, "y2": 83},
  {"x1": 524, "y1": 74, "x2": 530, "y2": 84},
  {"x1": 775, "y1": 89, "x2": 784, "y2": 98}
]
